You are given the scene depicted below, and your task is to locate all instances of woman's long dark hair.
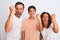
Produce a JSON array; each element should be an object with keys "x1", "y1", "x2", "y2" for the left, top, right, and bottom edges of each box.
[{"x1": 41, "y1": 12, "x2": 52, "y2": 28}]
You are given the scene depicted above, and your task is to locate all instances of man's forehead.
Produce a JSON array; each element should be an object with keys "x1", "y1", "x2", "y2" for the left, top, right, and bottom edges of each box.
[{"x1": 15, "y1": 5, "x2": 23, "y2": 8}]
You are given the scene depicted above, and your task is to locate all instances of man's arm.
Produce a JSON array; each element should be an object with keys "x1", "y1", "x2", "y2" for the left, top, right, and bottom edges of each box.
[
  {"x1": 5, "y1": 6, "x2": 15, "y2": 32},
  {"x1": 51, "y1": 14, "x2": 58, "y2": 33}
]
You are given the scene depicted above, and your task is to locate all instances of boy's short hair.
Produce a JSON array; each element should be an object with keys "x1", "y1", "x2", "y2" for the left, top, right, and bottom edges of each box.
[{"x1": 28, "y1": 6, "x2": 36, "y2": 12}]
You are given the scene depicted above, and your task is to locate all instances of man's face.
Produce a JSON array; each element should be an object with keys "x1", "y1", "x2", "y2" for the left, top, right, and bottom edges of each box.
[
  {"x1": 15, "y1": 4, "x2": 24, "y2": 15},
  {"x1": 28, "y1": 8, "x2": 36, "y2": 17}
]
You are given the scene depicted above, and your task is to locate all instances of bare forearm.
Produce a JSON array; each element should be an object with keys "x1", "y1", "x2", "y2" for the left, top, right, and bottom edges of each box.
[
  {"x1": 5, "y1": 14, "x2": 13, "y2": 32},
  {"x1": 38, "y1": 19, "x2": 43, "y2": 31},
  {"x1": 53, "y1": 20, "x2": 58, "y2": 33},
  {"x1": 39, "y1": 20, "x2": 43, "y2": 31},
  {"x1": 40, "y1": 33, "x2": 43, "y2": 40},
  {"x1": 21, "y1": 31, "x2": 25, "y2": 40},
  {"x1": 36, "y1": 14, "x2": 43, "y2": 31}
]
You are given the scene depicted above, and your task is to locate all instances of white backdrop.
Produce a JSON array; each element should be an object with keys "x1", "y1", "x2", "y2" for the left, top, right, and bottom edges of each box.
[{"x1": 0, "y1": 0, "x2": 60, "y2": 40}]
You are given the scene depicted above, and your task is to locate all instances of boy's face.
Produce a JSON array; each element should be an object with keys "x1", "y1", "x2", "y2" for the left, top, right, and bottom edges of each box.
[{"x1": 28, "y1": 8, "x2": 36, "y2": 17}]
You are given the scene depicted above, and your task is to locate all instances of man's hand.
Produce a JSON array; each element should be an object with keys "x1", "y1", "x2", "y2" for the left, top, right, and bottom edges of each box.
[{"x1": 9, "y1": 6, "x2": 15, "y2": 15}]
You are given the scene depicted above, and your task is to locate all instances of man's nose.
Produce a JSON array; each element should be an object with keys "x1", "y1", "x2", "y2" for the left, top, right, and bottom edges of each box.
[{"x1": 18, "y1": 10, "x2": 21, "y2": 12}]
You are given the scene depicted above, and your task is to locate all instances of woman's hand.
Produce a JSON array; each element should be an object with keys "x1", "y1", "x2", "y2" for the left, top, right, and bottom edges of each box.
[{"x1": 51, "y1": 14, "x2": 56, "y2": 22}]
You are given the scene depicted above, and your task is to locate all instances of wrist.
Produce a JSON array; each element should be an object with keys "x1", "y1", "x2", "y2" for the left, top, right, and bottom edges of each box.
[
  {"x1": 52, "y1": 19, "x2": 56, "y2": 23},
  {"x1": 37, "y1": 18, "x2": 41, "y2": 22}
]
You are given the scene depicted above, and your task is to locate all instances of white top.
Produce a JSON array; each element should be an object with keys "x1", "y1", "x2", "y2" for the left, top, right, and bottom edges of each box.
[
  {"x1": 6, "y1": 15, "x2": 23, "y2": 40},
  {"x1": 41, "y1": 23, "x2": 54, "y2": 40}
]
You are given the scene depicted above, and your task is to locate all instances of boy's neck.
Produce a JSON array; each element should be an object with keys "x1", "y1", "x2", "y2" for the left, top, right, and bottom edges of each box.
[{"x1": 29, "y1": 16, "x2": 35, "y2": 20}]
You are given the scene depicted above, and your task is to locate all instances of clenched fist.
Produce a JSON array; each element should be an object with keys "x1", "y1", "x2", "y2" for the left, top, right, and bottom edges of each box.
[
  {"x1": 51, "y1": 14, "x2": 56, "y2": 21},
  {"x1": 9, "y1": 6, "x2": 15, "y2": 14},
  {"x1": 36, "y1": 14, "x2": 41, "y2": 21}
]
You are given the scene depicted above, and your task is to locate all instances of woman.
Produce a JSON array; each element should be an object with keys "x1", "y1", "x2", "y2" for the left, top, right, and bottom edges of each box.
[{"x1": 40, "y1": 12, "x2": 58, "y2": 40}]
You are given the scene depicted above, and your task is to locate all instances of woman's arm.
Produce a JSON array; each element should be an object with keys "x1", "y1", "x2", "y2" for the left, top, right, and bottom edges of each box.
[{"x1": 51, "y1": 14, "x2": 58, "y2": 33}]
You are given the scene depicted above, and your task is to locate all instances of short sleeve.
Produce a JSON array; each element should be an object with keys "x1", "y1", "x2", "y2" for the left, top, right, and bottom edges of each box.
[{"x1": 21, "y1": 20, "x2": 25, "y2": 31}]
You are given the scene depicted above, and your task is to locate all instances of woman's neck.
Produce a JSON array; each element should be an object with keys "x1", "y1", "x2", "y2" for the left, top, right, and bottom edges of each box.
[{"x1": 44, "y1": 24, "x2": 48, "y2": 28}]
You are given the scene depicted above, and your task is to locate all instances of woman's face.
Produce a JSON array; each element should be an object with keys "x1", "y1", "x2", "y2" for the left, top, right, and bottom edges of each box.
[
  {"x1": 42, "y1": 13, "x2": 49, "y2": 25},
  {"x1": 28, "y1": 8, "x2": 36, "y2": 17}
]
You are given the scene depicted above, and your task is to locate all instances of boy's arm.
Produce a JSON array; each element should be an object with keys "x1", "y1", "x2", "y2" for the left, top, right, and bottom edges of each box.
[
  {"x1": 21, "y1": 20, "x2": 25, "y2": 40},
  {"x1": 21, "y1": 31, "x2": 25, "y2": 40},
  {"x1": 36, "y1": 14, "x2": 43, "y2": 31}
]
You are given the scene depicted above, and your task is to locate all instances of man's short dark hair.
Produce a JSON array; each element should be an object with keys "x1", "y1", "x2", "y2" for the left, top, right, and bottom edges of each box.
[
  {"x1": 28, "y1": 6, "x2": 36, "y2": 12},
  {"x1": 15, "y1": 2, "x2": 24, "y2": 8}
]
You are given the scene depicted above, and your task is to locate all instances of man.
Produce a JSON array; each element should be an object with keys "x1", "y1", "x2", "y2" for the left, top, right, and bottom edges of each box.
[
  {"x1": 21, "y1": 6, "x2": 42, "y2": 40},
  {"x1": 5, "y1": 2, "x2": 24, "y2": 40}
]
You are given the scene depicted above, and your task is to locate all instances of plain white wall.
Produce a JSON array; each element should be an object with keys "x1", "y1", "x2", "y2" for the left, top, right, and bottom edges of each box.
[{"x1": 0, "y1": 0, "x2": 60, "y2": 40}]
